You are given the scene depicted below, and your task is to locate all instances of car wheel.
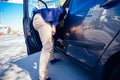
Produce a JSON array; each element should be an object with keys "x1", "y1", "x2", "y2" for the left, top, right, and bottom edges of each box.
[{"x1": 102, "y1": 61, "x2": 120, "y2": 80}]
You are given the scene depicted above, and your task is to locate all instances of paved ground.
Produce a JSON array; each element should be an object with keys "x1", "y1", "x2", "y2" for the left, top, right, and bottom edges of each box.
[
  {"x1": 0, "y1": 35, "x2": 96, "y2": 80},
  {"x1": 0, "y1": 35, "x2": 27, "y2": 65},
  {"x1": 0, "y1": 35, "x2": 28, "y2": 78}
]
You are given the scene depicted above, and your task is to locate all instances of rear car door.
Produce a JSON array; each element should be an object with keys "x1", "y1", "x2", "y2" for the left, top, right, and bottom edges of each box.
[{"x1": 64, "y1": 0, "x2": 120, "y2": 68}]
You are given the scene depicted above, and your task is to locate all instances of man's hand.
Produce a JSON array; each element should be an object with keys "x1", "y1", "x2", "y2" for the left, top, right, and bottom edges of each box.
[
  {"x1": 58, "y1": 20, "x2": 64, "y2": 27},
  {"x1": 51, "y1": 26, "x2": 56, "y2": 35}
]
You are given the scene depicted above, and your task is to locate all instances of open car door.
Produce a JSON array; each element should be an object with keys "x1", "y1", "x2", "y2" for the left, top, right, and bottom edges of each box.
[{"x1": 23, "y1": 0, "x2": 42, "y2": 55}]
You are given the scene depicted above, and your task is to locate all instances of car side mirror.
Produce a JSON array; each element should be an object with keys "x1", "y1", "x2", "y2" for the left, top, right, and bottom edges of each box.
[{"x1": 100, "y1": 0, "x2": 120, "y2": 9}]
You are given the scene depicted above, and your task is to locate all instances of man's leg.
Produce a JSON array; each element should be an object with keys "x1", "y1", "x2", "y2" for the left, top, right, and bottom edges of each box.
[
  {"x1": 38, "y1": 23, "x2": 53, "y2": 80},
  {"x1": 33, "y1": 14, "x2": 53, "y2": 80}
]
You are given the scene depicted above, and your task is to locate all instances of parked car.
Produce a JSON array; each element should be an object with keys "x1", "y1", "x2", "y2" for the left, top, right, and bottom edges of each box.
[{"x1": 23, "y1": 0, "x2": 120, "y2": 80}]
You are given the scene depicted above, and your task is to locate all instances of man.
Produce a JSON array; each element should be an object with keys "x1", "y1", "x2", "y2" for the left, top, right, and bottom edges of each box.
[{"x1": 32, "y1": 0, "x2": 63, "y2": 80}]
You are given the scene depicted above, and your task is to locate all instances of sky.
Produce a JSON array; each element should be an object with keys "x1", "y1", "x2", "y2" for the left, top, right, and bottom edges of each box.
[{"x1": 0, "y1": 1, "x2": 23, "y2": 32}]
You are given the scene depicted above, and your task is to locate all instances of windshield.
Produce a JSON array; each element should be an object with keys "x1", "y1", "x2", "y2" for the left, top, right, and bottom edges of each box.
[
  {"x1": 28, "y1": 0, "x2": 60, "y2": 8},
  {"x1": 28, "y1": 0, "x2": 66, "y2": 17}
]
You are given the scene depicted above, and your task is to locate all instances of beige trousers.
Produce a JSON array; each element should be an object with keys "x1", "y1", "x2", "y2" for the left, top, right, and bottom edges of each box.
[{"x1": 33, "y1": 13, "x2": 54, "y2": 80}]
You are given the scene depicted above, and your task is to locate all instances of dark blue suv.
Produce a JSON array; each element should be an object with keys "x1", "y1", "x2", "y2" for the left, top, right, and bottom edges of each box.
[{"x1": 23, "y1": 0, "x2": 120, "y2": 80}]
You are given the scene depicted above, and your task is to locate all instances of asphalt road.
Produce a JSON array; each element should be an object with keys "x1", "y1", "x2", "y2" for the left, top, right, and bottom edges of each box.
[
  {"x1": 0, "y1": 35, "x2": 27, "y2": 77},
  {"x1": 0, "y1": 34, "x2": 96, "y2": 80},
  {"x1": 0, "y1": 34, "x2": 27, "y2": 64}
]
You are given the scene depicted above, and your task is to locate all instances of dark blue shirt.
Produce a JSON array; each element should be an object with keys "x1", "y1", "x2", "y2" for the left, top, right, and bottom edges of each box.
[{"x1": 32, "y1": 7, "x2": 63, "y2": 26}]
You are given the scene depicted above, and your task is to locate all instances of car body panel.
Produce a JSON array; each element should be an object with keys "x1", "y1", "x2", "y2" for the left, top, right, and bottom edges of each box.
[{"x1": 63, "y1": 0, "x2": 120, "y2": 68}]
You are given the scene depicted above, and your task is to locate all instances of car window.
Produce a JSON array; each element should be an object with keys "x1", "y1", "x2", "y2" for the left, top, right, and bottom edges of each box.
[
  {"x1": 28, "y1": 0, "x2": 66, "y2": 18},
  {"x1": 68, "y1": 0, "x2": 106, "y2": 15}
]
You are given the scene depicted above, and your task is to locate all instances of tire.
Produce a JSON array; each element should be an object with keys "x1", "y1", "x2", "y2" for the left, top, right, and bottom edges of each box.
[{"x1": 102, "y1": 61, "x2": 120, "y2": 80}]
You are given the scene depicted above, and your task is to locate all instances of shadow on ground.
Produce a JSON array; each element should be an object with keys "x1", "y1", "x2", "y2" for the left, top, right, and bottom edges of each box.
[{"x1": 0, "y1": 52, "x2": 96, "y2": 80}]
